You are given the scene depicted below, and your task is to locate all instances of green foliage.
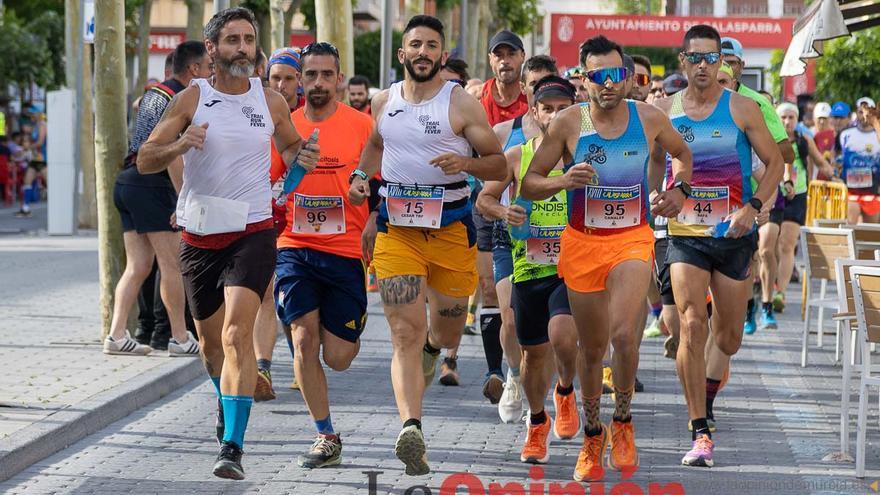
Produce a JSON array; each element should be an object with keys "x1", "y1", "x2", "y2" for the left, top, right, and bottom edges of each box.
[
  {"x1": 496, "y1": 0, "x2": 540, "y2": 35},
  {"x1": 613, "y1": 0, "x2": 663, "y2": 14},
  {"x1": 0, "y1": 12, "x2": 55, "y2": 92},
  {"x1": 3, "y1": 0, "x2": 63, "y2": 19},
  {"x1": 815, "y1": 30, "x2": 880, "y2": 104},
  {"x1": 625, "y1": 46, "x2": 680, "y2": 75},
  {"x1": 26, "y1": 11, "x2": 66, "y2": 90},
  {"x1": 767, "y1": 48, "x2": 784, "y2": 103},
  {"x1": 353, "y1": 29, "x2": 403, "y2": 87}
]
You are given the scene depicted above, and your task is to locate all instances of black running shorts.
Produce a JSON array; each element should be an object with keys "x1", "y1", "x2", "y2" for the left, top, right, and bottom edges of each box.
[{"x1": 511, "y1": 275, "x2": 571, "y2": 346}]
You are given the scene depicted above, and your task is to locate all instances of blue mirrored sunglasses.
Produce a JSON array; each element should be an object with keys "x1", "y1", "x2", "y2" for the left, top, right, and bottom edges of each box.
[
  {"x1": 682, "y1": 52, "x2": 721, "y2": 65},
  {"x1": 584, "y1": 67, "x2": 628, "y2": 85}
]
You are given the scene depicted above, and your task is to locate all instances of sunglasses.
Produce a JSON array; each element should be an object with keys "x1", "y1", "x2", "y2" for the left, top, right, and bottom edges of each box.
[
  {"x1": 682, "y1": 52, "x2": 721, "y2": 65},
  {"x1": 301, "y1": 42, "x2": 339, "y2": 58},
  {"x1": 584, "y1": 67, "x2": 628, "y2": 85},
  {"x1": 649, "y1": 87, "x2": 664, "y2": 94},
  {"x1": 634, "y1": 73, "x2": 650, "y2": 86},
  {"x1": 564, "y1": 67, "x2": 585, "y2": 78}
]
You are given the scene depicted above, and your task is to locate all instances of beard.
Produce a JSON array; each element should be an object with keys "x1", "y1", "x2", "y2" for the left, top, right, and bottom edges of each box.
[
  {"x1": 350, "y1": 97, "x2": 367, "y2": 110},
  {"x1": 404, "y1": 56, "x2": 441, "y2": 83},
  {"x1": 590, "y1": 90, "x2": 624, "y2": 110},
  {"x1": 216, "y1": 52, "x2": 255, "y2": 79},
  {"x1": 307, "y1": 89, "x2": 332, "y2": 108}
]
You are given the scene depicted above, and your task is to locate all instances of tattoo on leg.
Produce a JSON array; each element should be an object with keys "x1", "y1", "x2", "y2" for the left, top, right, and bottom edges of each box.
[
  {"x1": 379, "y1": 275, "x2": 422, "y2": 306},
  {"x1": 583, "y1": 393, "x2": 603, "y2": 435},
  {"x1": 438, "y1": 303, "x2": 467, "y2": 318},
  {"x1": 613, "y1": 387, "x2": 634, "y2": 422}
]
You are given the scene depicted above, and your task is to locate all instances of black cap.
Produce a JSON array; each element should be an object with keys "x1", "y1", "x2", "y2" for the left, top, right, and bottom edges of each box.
[
  {"x1": 663, "y1": 73, "x2": 688, "y2": 95},
  {"x1": 489, "y1": 30, "x2": 524, "y2": 53},
  {"x1": 533, "y1": 75, "x2": 576, "y2": 103}
]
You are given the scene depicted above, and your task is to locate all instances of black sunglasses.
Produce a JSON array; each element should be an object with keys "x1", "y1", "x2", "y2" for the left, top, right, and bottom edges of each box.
[{"x1": 301, "y1": 42, "x2": 339, "y2": 58}]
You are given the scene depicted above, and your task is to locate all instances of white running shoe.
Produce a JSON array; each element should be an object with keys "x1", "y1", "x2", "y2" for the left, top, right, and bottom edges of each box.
[
  {"x1": 498, "y1": 373, "x2": 524, "y2": 423},
  {"x1": 168, "y1": 331, "x2": 200, "y2": 357},
  {"x1": 103, "y1": 330, "x2": 152, "y2": 356}
]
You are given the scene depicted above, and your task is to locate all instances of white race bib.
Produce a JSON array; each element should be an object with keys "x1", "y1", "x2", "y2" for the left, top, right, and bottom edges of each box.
[
  {"x1": 585, "y1": 184, "x2": 641, "y2": 229},
  {"x1": 386, "y1": 184, "x2": 444, "y2": 229},
  {"x1": 678, "y1": 186, "x2": 729, "y2": 226},
  {"x1": 292, "y1": 194, "x2": 345, "y2": 235},
  {"x1": 526, "y1": 225, "x2": 564, "y2": 265}
]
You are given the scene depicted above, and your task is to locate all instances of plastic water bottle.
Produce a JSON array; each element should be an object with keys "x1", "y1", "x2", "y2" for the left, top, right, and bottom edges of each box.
[
  {"x1": 509, "y1": 197, "x2": 533, "y2": 240},
  {"x1": 707, "y1": 219, "x2": 731, "y2": 238},
  {"x1": 276, "y1": 129, "x2": 320, "y2": 206}
]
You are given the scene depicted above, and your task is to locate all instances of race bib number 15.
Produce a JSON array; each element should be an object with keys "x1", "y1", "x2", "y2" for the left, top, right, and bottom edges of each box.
[{"x1": 386, "y1": 184, "x2": 444, "y2": 229}]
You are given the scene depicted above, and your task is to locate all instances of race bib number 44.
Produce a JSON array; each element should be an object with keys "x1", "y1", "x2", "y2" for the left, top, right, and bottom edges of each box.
[
  {"x1": 585, "y1": 184, "x2": 641, "y2": 228},
  {"x1": 678, "y1": 186, "x2": 729, "y2": 226},
  {"x1": 292, "y1": 194, "x2": 345, "y2": 235},
  {"x1": 526, "y1": 225, "x2": 564, "y2": 265},
  {"x1": 386, "y1": 184, "x2": 444, "y2": 229}
]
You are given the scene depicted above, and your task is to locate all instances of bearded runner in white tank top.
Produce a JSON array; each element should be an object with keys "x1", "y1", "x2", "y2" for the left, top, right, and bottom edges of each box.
[
  {"x1": 347, "y1": 15, "x2": 506, "y2": 477},
  {"x1": 136, "y1": 8, "x2": 319, "y2": 481}
]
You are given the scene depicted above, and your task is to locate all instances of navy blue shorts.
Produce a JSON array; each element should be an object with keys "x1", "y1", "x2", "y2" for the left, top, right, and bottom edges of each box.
[
  {"x1": 275, "y1": 248, "x2": 367, "y2": 343},
  {"x1": 493, "y1": 245, "x2": 514, "y2": 284}
]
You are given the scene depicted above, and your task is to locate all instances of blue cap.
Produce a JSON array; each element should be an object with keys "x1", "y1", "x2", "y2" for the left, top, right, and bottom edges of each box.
[
  {"x1": 831, "y1": 101, "x2": 851, "y2": 118},
  {"x1": 720, "y1": 37, "x2": 743, "y2": 59}
]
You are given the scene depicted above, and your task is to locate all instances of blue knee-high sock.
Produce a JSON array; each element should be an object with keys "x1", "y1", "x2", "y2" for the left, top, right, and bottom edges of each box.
[
  {"x1": 221, "y1": 395, "x2": 253, "y2": 448},
  {"x1": 211, "y1": 376, "x2": 221, "y2": 397},
  {"x1": 314, "y1": 414, "x2": 334, "y2": 435}
]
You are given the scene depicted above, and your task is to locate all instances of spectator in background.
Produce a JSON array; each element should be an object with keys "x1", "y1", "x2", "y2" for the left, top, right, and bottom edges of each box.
[
  {"x1": 347, "y1": 75, "x2": 372, "y2": 113},
  {"x1": 831, "y1": 101, "x2": 852, "y2": 134},
  {"x1": 812, "y1": 101, "x2": 837, "y2": 175},
  {"x1": 647, "y1": 74, "x2": 665, "y2": 104}
]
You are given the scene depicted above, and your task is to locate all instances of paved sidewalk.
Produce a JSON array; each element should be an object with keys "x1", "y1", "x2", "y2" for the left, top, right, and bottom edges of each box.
[
  {"x1": 0, "y1": 233, "x2": 203, "y2": 480},
  {"x1": 1, "y1": 282, "x2": 879, "y2": 494}
]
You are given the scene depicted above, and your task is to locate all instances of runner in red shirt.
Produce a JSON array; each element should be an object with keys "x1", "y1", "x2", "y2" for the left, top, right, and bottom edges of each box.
[{"x1": 480, "y1": 30, "x2": 528, "y2": 127}]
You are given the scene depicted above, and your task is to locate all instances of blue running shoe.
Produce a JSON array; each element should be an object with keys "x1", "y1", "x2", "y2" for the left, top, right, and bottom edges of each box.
[
  {"x1": 743, "y1": 304, "x2": 757, "y2": 335},
  {"x1": 760, "y1": 307, "x2": 778, "y2": 329}
]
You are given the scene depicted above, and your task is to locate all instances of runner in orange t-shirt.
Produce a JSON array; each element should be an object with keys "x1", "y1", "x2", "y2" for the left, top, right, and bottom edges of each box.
[{"x1": 273, "y1": 42, "x2": 374, "y2": 469}]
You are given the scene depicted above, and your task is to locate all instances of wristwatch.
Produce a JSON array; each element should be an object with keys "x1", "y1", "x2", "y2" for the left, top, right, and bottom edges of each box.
[
  {"x1": 349, "y1": 169, "x2": 369, "y2": 184},
  {"x1": 748, "y1": 197, "x2": 763, "y2": 212},
  {"x1": 672, "y1": 180, "x2": 692, "y2": 198}
]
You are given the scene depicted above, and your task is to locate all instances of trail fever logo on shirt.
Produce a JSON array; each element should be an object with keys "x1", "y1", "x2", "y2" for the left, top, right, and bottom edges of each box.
[
  {"x1": 242, "y1": 106, "x2": 266, "y2": 128},
  {"x1": 419, "y1": 114, "x2": 441, "y2": 135}
]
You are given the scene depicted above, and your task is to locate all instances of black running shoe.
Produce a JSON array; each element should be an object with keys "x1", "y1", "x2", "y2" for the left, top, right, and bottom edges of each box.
[
  {"x1": 297, "y1": 433, "x2": 343, "y2": 468},
  {"x1": 215, "y1": 398, "x2": 224, "y2": 446},
  {"x1": 212, "y1": 441, "x2": 244, "y2": 480}
]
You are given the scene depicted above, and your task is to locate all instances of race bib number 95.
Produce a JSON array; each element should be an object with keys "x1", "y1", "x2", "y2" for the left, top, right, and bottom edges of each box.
[{"x1": 585, "y1": 184, "x2": 641, "y2": 228}]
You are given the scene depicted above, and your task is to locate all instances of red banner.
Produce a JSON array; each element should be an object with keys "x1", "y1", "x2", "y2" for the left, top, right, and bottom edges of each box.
[
  {"x1": 551, "y1": 14, "x2": 795, "y2": 68},
  {"x1": 148, "y1": 31, "x2": 316, "y2": 54},
  {"x1": 783, "y1": 60, "x2": 816, "y2": 101}
]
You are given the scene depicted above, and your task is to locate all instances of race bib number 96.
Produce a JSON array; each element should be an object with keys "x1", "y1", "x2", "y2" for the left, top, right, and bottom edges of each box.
[
  {"x1": 386, "y1": 184, "x2": 444, "y2": 229},
  {"x1": 292, "y1": 194, "x2": 345, "y2": 235}
]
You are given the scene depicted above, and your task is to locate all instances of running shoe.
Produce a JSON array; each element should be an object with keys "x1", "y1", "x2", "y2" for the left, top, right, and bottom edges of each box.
[
  {"x1": 213, "y1": 441, "x2": 245, "y2": 480},
  {"x1": 168, "y1": 331, "x2": 200, "y2": 357},
  {"x1": 681, "y1": 434, "x2": 714, "y2": 467},
  {"x1": 772, "y1": 291, "x2": 785, "y2": 313},
  {"x1": 215, "y1": 398, "x2": 224, "y2": 445},
  {"x1": 482, "y1": 372, "x2": 504, "y2": 405},
  {"x1": 760, "y1": 307, "x2": 778, "y2": 330},
  {"x1": 521, "y1": 414, "x2": 552, "y2": 464},
  {"x1": 553, "y1": 387, "x2": 580, "y2": 440},
  {"x1": 103, "y1": 331, "x2": 152, "y2": 356},
  {"x1": 608, "y1": 420, "x2": 638, "y2": 470},
  {"x1": 422, "y1": 346, "x2": 440, "y2": 389},
  {"x1": 643, "y1": 318, "x2": 663, "y2": 338},
  {"x1": 602, "y1": 366, "x2": 614, "y2": 394},
  {"x1": 573, "y1": 424, "x2": 609, "y2": 482},
  {"x1": 254, "y1": 369, "x2": 276, "y2": 402},
  {"x1": 463, "y1": 324, "x2": 478, "y2": 336},
  {"x1": 498, "y1": 373, "x2": 524, "y2": 423},
  {"x1": 634, "y1": 376, "x2": 644, "y2": 393},
  {"x1": 298, "y1": 433, "x2": 342, "y2": 468},
  {"x1": 438, "y1": 357, "x2": 460, "y2": 386},
  {"x1": 663, "y1": 335, "x2": 679, "y2": 360},
  {"x1": 687, "y1": 418, "x2": 717, "y2": 433},
  {"x1": 743, "y1": 306, "x2": 757, "y2": 335},
  {"x1": 395, "y1": 425, "x2": 430, "y2": 476}
]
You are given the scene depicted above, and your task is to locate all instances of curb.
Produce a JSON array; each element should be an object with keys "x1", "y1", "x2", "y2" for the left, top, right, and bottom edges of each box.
[{"x1": 0, "y1": 356, "x2": 205, "y2": 481}]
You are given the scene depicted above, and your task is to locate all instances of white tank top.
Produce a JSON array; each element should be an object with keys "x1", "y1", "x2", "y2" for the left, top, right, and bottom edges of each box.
[
  {"x1": 378, "y1": 81, "x2": 472, "y2": 201},
  {"x1": 177, "y1": 78, "x2": 275, "y2": 227}
]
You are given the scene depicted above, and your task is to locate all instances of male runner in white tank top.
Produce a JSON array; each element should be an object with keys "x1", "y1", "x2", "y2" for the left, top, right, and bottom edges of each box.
[
  {"x1": 137, "y1": 7, "x2": 319, "y2": 481},
  {"x1": 348, "y1": 15, "x2": 505, "y2": 476}
]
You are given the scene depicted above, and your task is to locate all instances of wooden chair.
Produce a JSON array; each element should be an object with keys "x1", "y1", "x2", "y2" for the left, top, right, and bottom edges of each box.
[
  {"x1": 842, "y1": 223, "x2": 880, "y2": 260},
  {"x1": 814, "y1": 218, "x2": 846, "y2": 228},
  {"x1": 833, "y1": 259, "x2": 880, "y2": 459},
  {"x1": 800, "y1": 227, "x2": 856, "y2": 367},
  {"x1": 849, "y1": 266, "x2": 880, "y2": 477}
]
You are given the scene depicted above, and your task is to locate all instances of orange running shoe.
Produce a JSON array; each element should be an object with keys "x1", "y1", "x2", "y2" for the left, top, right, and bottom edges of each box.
[
  {"x1": 608, "y1": 420, "x2": 639, "y2": 470},
  {"x1": 573, "y1": 425, "x2": 608, "y2": 482},
  {"x1": 553, "y1": 387, "x2": 580, "y2": 440},
  {"x1": 520, "y1": 414, "x2": 552, "y2": 464}
]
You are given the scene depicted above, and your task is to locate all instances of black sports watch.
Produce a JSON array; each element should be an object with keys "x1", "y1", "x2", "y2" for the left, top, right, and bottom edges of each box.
[
  {"x1": 672, "y1": 180, "x2": 692, "y2": 198},
  {"x1": 748, "y1": 197, "x2": 763, "y2": 212}
]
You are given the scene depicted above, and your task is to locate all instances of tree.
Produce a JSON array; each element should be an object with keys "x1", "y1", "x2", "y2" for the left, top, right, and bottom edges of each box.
[
  {"x1": 315, "y1": 0, "x2": 354, "y2": 79},
  {"x1": 815, "y1": 30, "x2": 880, "y2": 105},
  {"x1": 135, "y1": 0, "x2": 154, "y2": 95},
  {"x1": 94, "y1": 0, "x2": 128, "y2": 337},
  {"x1": 185, "y1": 0, "x2": 205, "y2": 41},
  {"x1": 495, "y1": 0, "x2": 538, "y2": 35},
  {"x1": 0, "y1": 14, "x2": 55, "y2": 99},
  {"x1": 613, "y1": 0, "x2": 663, "y2": 14},
  {"x1": 353, "y1": 29, "x2": 403, "y2": 86}
]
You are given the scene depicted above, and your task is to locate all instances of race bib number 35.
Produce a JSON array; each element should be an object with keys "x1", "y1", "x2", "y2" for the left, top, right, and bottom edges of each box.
[
  {"x1": 678, "y1": 186, "x2": 729, "y2": 226},
  {"x1": 526, "y1": 225, "x2": 564, "y2": 265},
  {"x1": 293, "y1": 194, "x2": 345, "y2": 235},
  {"x1": 585, "y1": 184, "x2": 641, "y2": 228},
  {"x1": 387, "y1": 184, "x2": 444, "y2": 229}
]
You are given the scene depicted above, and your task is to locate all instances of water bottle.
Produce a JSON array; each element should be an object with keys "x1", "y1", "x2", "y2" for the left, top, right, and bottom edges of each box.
[
  {"x1": 707, "y1": 219, "x2": 731, "y2": 238},
  {"x1": 509, "y1": 197, "x2": 533, "y2": 240},
  {"x1": 276, "y1": 129, "x2": 320, "y2": 206}
]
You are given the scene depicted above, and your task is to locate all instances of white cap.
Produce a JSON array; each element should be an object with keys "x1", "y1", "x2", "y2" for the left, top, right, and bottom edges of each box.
[
  {"x1": 856, "y1": 97, "x2": 876, "y2": 108},
  {"x1": 814, "y1": 102, "x2": 832, "y2": 119}
]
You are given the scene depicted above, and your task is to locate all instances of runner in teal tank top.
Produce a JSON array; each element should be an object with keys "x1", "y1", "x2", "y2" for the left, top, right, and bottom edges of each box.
[
  {"x1": 519, "y1": 36, "x2": 694, "y2": 481},
  {"x1": 478, "y1": 76, "x2": 581, "y2": 465},
  {"x1": 651, "y1": 25, "x2": 784, "y2": 469}
]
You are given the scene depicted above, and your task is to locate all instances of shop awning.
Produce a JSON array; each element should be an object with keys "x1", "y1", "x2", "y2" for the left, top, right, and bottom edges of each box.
[{"x1": 781, "y1": 0, "x2": 880, "y2": 76}]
